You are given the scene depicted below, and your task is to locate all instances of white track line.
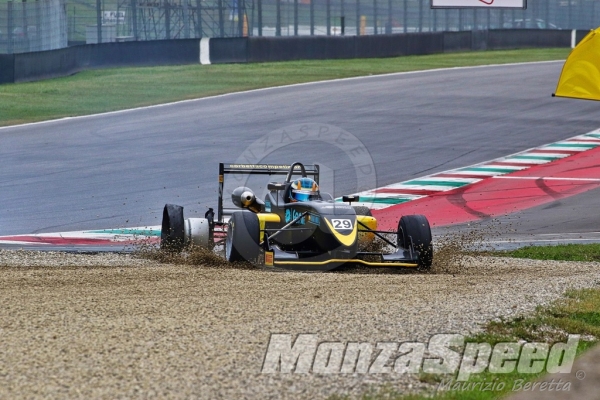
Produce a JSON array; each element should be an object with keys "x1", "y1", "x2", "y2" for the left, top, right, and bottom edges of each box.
[
  {"x1": 0, "y1": 60, "x2": 564, "y2": 131},
  {"x1": 493, "y1": 176, "x2": 600, "y2": 182}
]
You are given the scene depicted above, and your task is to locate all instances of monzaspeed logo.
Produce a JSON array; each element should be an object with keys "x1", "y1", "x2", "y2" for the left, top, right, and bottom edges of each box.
[{"x1": 261, "y1": 333, "x2": 580, "y2": 381}]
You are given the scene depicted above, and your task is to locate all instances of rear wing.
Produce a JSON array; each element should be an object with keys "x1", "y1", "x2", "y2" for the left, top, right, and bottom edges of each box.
[{"x1": 217, "y1": 163, "x2": 320, "y2": 223}]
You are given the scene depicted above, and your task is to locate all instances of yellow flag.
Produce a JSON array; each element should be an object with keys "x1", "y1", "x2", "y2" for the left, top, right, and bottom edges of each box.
[{"x1": 555, "y1": 28, "x2": 600, "y2": 101}]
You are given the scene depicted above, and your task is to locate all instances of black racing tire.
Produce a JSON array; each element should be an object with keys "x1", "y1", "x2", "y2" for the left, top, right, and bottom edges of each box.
[
  {"x1": 353, "y1": 206, "x2": 373, "y2": 217},
  {"x1": 398, "y1": 215, "x2": 433, "y2": 269},
  {"x1": 226, "y1": 211, "x2": 260, "y2": 264},
  {"x1": 161, "y1": 204, "x2": 185, "y2": 252}
]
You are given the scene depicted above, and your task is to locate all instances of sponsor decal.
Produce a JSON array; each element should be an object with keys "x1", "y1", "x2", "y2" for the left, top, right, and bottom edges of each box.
[
  {"x1": 307, "y1": 213, "x2": 321, "y2": 226},
  {"x1": 264, "y1": 251, "x2": 274, "y2": 266},
  {"x1": 285, "y1": 209, "x2": 305, "y2": 225}
]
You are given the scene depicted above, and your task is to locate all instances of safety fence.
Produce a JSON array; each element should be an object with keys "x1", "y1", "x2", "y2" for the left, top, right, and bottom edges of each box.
[
  {"x1": 0, "y1": 29, "x2": 586, "y2": 84},
  {"x1": 2, "y1": 0, "x2": 600, "y2": 53},
  {"x1": 69, "y1": 0, "x2": 600, "y2": 42},
  {"x1": 0, "y1": 0, "x2": 67, "y2": 54}
]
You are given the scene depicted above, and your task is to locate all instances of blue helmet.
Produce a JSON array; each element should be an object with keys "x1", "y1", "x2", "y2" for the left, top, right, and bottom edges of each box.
[{"x1": 290, "y1": 178, "x2": 319, "y2": 202}]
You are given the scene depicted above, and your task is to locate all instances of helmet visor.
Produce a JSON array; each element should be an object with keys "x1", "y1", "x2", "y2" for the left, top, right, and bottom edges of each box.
[{"x1": 293, "y1": 192, "x2": 310, "y2": 202}]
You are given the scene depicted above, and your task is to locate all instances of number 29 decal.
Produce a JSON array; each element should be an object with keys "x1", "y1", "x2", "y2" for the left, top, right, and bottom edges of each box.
[{"x1": 331, "y1": 219, "x2": 353, "y2": 230}]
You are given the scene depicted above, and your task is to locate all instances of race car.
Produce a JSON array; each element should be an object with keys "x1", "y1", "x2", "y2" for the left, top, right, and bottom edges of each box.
[{"x1": 160, "y1": 162, "x2": 433, "y2": 271}]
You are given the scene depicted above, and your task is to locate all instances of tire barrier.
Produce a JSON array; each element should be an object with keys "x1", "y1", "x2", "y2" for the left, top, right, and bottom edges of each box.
[{"x1": 0, "y1": 29, "x2": 583, "y2": 84}]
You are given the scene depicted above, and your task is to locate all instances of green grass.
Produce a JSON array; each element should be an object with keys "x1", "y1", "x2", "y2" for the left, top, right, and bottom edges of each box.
[
  {"x1": 501, "y1": 243, "x2": 600, "y2": 262},
  {"x1": 331, "y1": 286, "x2": 600, "y2": 400},
  {"x1": 331, "y1": 244, "x2": 600, "y2": 400},
  {"x1": 0, "y1": 47, "x2": 570, "y2": 126}
]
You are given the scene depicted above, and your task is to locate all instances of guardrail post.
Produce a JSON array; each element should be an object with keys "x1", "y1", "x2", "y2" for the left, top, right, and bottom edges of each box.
[
  {"x1": 195, "y1": 0, "x2": 202, "y2": 37},
  {"x1": 294, "y1": 0, "x2": 298, "y2": 35},
  {"x1": 35, "y1": 0, "x2": 41, "y2": 48},
  {"x1": 7, "y1": 1, "x2": 13, "y2": 53},
  {"x1": 165, "y1": 0, "x2": 171, "y2": 39},
  {"x1": 386, "y1": 0, "x2": 391, "y2": 34},
  {"x1": 355, "y1": 0, "x2": 359, "y2": 35},
  {"x1": 257, "y1": 0, "x2": 262, "y2": 36},
  {"x1": 96, "y1": 0, "x2": 102, "y2": 43},
  {"x1": 238, "y1": 0, "x2": 244, "y2": 36},
  {"x1": 218, "y1": 0, "x2": 224, "y2": 37},
  {"x1": 276, "y1": 0, "x2": 281, "y2": 36},
  {"x1": 326, "y1": 0, "x2": 331, "y2": 35},
  {"x1": 184, "y1": 0, "x2": 190, "y2": 38},
  {"x1": 131, "y1": 0, "x2": 138, "y2": 39},
  {"x1": 373, "y1": 0, "x2": 377, "y2": 34},
  {"x1": 418, "y1": 0, "x2": 422, "y2": 32},
  {"x1": 22, "y1": 0, "x2": 29, "y2": 52},
  {"x1": 310, "y1": 0, "x2": 314, "y2": 35},
  {"x1": 340, "y1": 0, "x2": 345, "y2": 35},
  {"x1": 402, "y1": 0, "x2": 406, "y2": 33}
]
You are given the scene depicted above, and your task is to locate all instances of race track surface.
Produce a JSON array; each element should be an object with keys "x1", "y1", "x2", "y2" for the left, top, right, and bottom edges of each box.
[{"x1": 2, "y1": 61, "x2": 600, "y2": 239}]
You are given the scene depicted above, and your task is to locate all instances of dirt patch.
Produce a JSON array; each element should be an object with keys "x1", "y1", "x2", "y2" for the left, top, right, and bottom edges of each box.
[{"x1": 0, "y1": 248, "x2": 598, "y2": 399}]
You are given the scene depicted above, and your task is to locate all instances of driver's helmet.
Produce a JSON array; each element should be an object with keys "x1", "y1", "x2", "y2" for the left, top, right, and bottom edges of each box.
[{"x1": 290, "y1": 178, "x2": 319, "y2": 202}]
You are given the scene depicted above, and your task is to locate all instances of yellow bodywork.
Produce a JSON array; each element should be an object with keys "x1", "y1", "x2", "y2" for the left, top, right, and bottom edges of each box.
[
  {"x1": 357, "y1": 215, "x2": 377, "y2": 245},
  {"x1": 257, "y1": 213, "x2": 377, "y2": 246},
  {"x1": 274, "y1": 259, "x2": 418, "y2": 268},
  {"x1": 257, "y1": 213, "x2": 280, "y2": 241},
  {"x1": 555, "y1": 28, "x2": 600, "y2": 101},
  {"x1": 323, "y1": 218, "x2": 358, "y2": 247}
]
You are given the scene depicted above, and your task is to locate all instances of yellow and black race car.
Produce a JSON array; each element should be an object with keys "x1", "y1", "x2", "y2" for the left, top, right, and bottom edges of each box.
[{"x1": 161, "y1": 162, "x2": 433, "y2": 271}]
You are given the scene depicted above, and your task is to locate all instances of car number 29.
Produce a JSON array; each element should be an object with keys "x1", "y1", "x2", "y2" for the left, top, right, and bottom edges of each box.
[{"x1": 331, "y1": 219, "x2": 353, "y2": 230}]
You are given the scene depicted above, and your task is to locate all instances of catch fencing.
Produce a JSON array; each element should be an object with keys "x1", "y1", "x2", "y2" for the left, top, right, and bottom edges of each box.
[
  {"x1": 0, "y1": 0, "x2": 67, "y2": 54},
  {"x1": 73, "y1": 0, "x2": 600, "y2": 41},
  {"x1": 2, "y1": 0, "x2": 600, "y2": 53}
]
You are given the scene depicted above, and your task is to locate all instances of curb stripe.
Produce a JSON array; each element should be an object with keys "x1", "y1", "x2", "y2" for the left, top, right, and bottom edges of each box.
[
  {"x1": 346, "y1": 127, "x2": 600, "y2": 211},
  {"x1": 4, "y1": 127, "x2": 600, "y2": 247},
  {"x1": 547, "y1": 143, "x2": 598, "y2": 148}
]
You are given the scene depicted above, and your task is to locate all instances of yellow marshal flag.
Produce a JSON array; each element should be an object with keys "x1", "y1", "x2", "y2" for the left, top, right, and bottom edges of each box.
[{"x1": 555, "y1": 28, "x2": 600, "y2": 101}]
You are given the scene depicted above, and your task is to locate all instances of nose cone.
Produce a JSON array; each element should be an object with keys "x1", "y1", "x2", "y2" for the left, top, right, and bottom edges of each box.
[{"x1": 323, "y1": 216, "x2": 357, "y2": 247}]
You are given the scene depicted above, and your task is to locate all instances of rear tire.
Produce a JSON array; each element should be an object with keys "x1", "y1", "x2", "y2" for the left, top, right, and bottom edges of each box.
[
  {"x1": 226, "y1": 211, "x2": 260, "y2": 264},
  {"x1": 161, "y1": 204, "x2": 185, "y2": 252},
  {"x1": 398, "y1": 215, "x2": 433, "y2": 269}
]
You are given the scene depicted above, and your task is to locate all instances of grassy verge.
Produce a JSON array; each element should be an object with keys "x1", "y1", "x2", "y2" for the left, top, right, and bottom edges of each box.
[
  {"x1": 333, "y1": 245, "x2": 600, "y2": 400},
  {"x1": 0, "y1": 48, "x2": 570, "y2": 127},
  {"x1": 332, "y1": 287, "x2": 599, "y2": 400},
  {"x1": 501, "y1": 243, "x2": 600, "y2": 262}
]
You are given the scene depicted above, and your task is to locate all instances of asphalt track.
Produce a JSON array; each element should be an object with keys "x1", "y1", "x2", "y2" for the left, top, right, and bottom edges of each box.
[{"x1": 2, "y1": 60, "x2": 600, "y2": 244}]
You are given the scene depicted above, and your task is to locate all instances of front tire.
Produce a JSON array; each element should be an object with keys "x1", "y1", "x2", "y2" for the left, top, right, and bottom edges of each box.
[
  {"x1": 226, "y1": 211, "x2": 260, "y2": 264},
  {"x1": 161, "y1": 204, "x2": 185, "y2": 252},
  {"x1": 352, "y1": 206, "x2": 372, "y2": 217},
  {"x1": 398, "y1": 215, "x2": 433, "y2": 269}
]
